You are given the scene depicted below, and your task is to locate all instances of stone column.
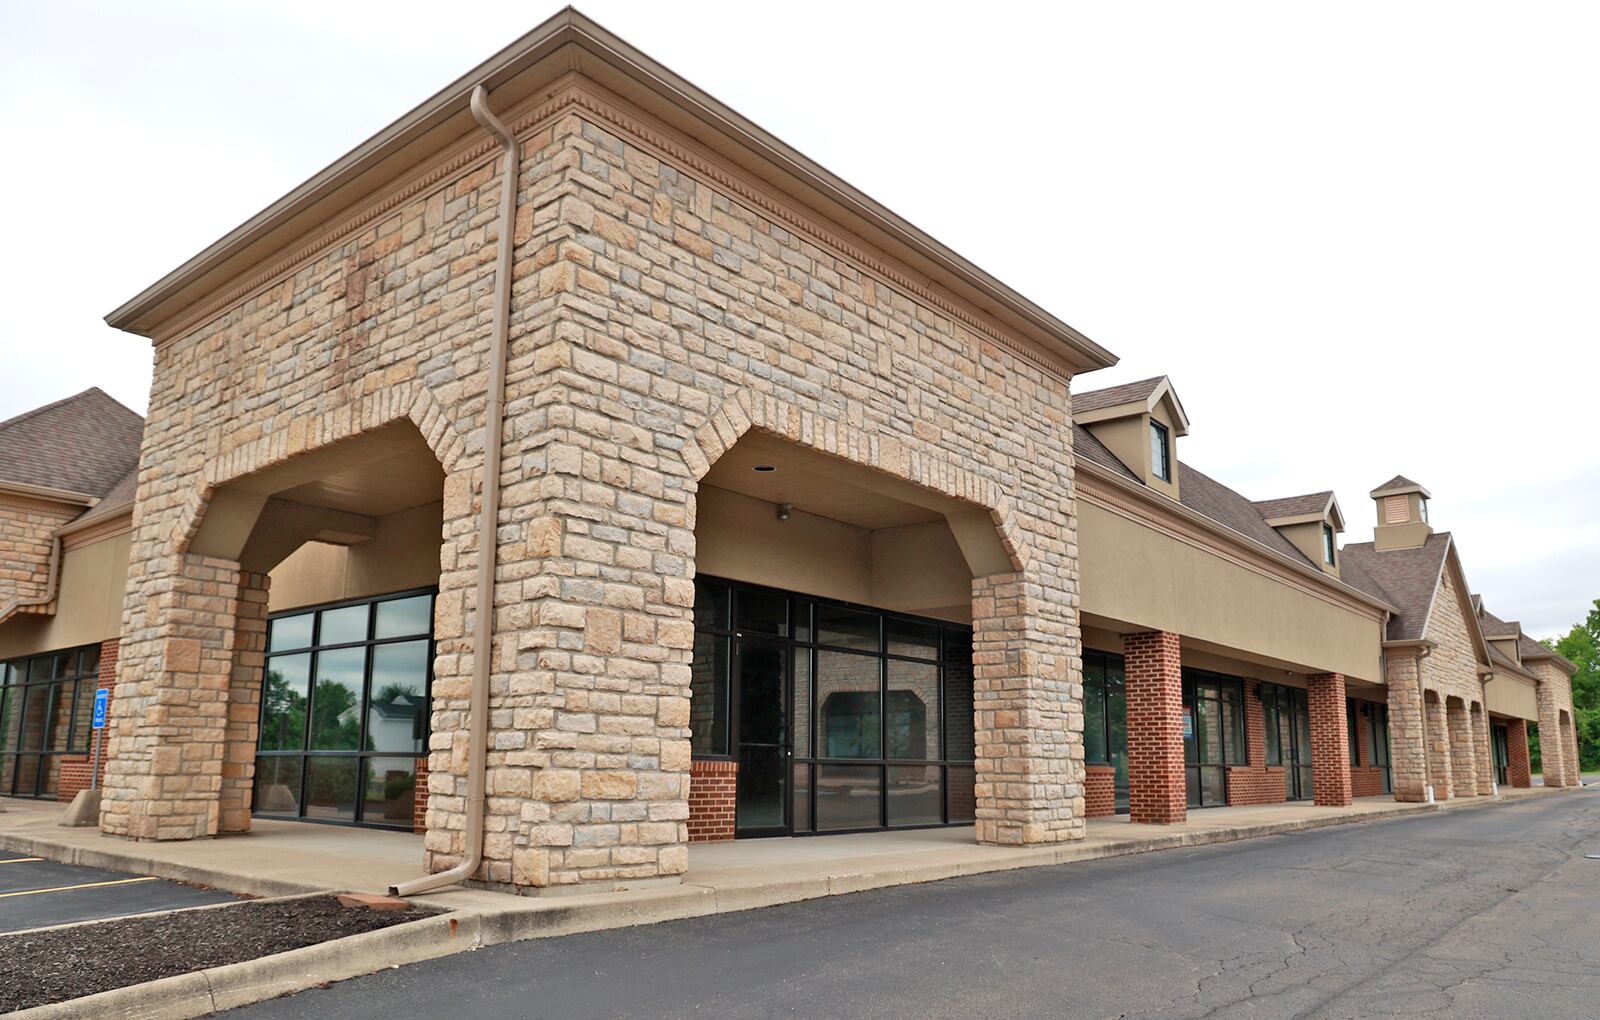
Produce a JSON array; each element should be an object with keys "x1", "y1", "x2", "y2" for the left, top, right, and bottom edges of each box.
[
  {"x1": 100, "y1": 553, "x2": 247, "y2": 840},
  {"x1": 1384, "y1": 652, "x2": 1428, "y2": 802},
  {"x1": 1426, "y1": 695, "x2": 1453, "y2": 800},
  {"x1": 1564, "y1": 718, "x2": 1583, "y2": 787},
  {"x1": 219, "y1": 572, "x2": 271, "y2": 833},
  {"x1": 1447, "y1": 698, "x2": 1477, "y2": 797},
  {"x1": 1306, "y1": 673, "x2": 1353, "y2": 807},
  {"x1": 1470, "y1": 703, "x2": 1494, "y2": 795},
  {"x1": 971, "y1": 572, "x2": 1083, "y2": 846},
  {"x1": 1506, "y1": 719, "x2": 1532, "y2": 788},
  {"x1": 1123, "y1": 630, "x2": 1186, "y2": 824},
  {"x1": 1535, "y1": 681, "x2": 1568, "y2": 788}
]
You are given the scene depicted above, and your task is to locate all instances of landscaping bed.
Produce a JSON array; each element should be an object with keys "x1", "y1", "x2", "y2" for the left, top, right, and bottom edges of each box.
[{"x1": 1, "y1": 895, "x2": 432, "y2": 1013}]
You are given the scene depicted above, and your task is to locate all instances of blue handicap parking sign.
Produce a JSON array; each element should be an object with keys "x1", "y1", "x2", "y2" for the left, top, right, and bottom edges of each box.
[{"x1": 92, "y1": 687, "x2": 110, "y2": 729}]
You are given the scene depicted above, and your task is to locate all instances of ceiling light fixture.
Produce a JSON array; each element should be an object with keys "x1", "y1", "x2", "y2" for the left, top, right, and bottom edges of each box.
[{"x1": 753, "y1": 464, "x2": 777, "y2": 473}]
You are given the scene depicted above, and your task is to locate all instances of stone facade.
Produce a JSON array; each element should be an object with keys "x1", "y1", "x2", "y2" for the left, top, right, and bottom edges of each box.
[
  {"x1": 99, "y1": 84, "x2": 1088, "y2": 890},
  {"x1": 0, "y1": 497, "x2": 78, "y2": 611},
  {"x1": 1385, "y1": 651, "x2": 1429, "y2": 802}
]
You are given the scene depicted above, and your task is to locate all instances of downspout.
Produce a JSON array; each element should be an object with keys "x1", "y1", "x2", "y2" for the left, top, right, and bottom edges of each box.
[
  {"x1": 391, "y1": 83, "x2": 518, "y2": 897},
  {"x1": 0, "y1": 535, "x2": 62, "y2": 625}
]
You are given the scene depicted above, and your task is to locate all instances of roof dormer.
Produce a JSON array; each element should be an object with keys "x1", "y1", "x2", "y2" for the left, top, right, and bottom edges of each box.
[
  {"x1": 1072, "y1": 376, "x2": 1189, "y2": 501},
  {"x1": 1253, "y1": 491, "x2": 1345, "y2": 577},
  {"x1": 1475, "y1": 600, "x2": 1525, "y2": 666},
  {"x1": 1371, "y1": 475, "x2": 1432, "y2": 551}
]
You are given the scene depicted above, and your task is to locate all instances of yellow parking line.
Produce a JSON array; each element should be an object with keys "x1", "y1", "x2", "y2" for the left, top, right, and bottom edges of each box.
[
  {"x1": 0, "y1": 858, "x2": 45, "y2": 865},
  {"x1": 0, "y1": 876, "x2": 159, "y2": 898}
]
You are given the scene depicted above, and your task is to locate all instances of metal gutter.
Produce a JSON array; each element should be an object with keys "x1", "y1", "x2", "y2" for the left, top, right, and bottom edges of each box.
[{"x1": 390, "y1": 83, "x2": 517, "y2": 898}]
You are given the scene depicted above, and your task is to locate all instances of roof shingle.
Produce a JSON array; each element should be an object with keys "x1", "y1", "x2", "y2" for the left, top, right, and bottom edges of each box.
[
  {"x1": 1338, "y1": 534, "x2": 1453, "y2": 641},
  {"x1": 1072, "y1": 377, "x2": 1166, "y2": 414},
  {"x1": 0, "y1": 389, "x2": 143, "y2": 500}
]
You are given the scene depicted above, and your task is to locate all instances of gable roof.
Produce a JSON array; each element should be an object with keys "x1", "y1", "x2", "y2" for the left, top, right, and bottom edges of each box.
[
  {"x1": 104, "y1": 9, "x2": 1115, "y2": 376},
  {"x1": 1519, "y1": 634, "x2": 1577, "y2": 674},
  {"x1": 1487, "y1": 642, "x2": 1539, "y2": 681},
  {"x1": 1475, "y1": 607, "x2": 1522, "y2": 640},
  {"x1": 1072, "y1": 424, "x2": 1138, "y2": 482},
  {"x1": 1338, "y1": 533, "x2": 1453, "y2": 642},
  {"x1": 1072, "y1": 375, "x2": 1191, "y2": 435},
  {"x1": 1371, "y1": 475, "x2": 1431, "y2": 498},
  {"x1": 1252, "y1": 492, "x2": 1335, "y2": 519},
  {"x1": 0, "y1": 389, "x2": 144, "y2": 501}
]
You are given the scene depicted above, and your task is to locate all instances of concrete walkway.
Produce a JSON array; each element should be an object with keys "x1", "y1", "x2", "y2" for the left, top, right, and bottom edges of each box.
[{"x1": 0, "y1": 785, "x2": 1574, "y2": 935}]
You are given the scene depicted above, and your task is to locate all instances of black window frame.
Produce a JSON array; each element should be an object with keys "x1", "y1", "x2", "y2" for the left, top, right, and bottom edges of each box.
[
  {"x1": 1082, "y1": 649, "x2": 1129, "y2": 812},
  {"x1": 692, "y1": 575, "x2": 975, "y2": 837},
  {"x1": 1323, "y1": 523, "x2": 1338, "y2": 566},
  {"x1": 253, "y1": 587, "x2": 437, "y2": 831},
  {"x1": 1149, "y1": 419, "x2": 1172, "y2": 482},
  {"x1": 0, "y1": 644, "x2": 102, "y2": 799}
]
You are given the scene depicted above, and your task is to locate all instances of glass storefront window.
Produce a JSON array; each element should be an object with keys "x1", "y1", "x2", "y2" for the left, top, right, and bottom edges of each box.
[
  {"x1": 0, "y1": 645, "x2": 102, "y2": 799},
  {"x1": 254, "y1": 589, "x2": 434, "y2": 829},
  {"x1": 692, "y1": 577, "x2": 975, "y2": 836}
]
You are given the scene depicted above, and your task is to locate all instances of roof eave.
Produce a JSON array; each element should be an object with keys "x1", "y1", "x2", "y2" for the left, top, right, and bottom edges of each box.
[{"x1": 103, "y1": 8, "x2": 1117, "y2": 375}]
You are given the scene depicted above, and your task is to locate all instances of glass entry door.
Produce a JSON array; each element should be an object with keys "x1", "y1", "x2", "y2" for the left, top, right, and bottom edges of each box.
[
  {"x1": 1491, "y1": 724, "x2": 1510, "y2": 786},
  {"x1": 1264, "y1": 684, "x2": 1313, "y2": 801},
  {"x1": 734, "y1": 638, "x2": 787, "y2": 836},
  {"x1": 1368, "y1": 703, "x2": 1392, "y2": 793},
  {"x1": 1184, "y1": 672, "x2": 1244, "y2": 807}
]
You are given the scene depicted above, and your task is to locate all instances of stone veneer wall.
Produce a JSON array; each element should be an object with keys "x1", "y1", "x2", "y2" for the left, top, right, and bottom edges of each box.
[
  {"x1": 0, "y1": 498, "x2": 79, "y2": 608},
  {"x1": 1420, "y1": 564, "x2": 1491, "y2": 799},
  {"x1": 101, "y1": 84, "x2": 1089, "y2": 890}
]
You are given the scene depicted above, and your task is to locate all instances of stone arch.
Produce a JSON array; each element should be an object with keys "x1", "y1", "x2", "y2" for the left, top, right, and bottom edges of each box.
[
  {"x1": 681, "y1": 390, "x2": 1030, "y2": 573},
  {"x1": 171, "y1": 381, "x2": 468, "y2": 557}
]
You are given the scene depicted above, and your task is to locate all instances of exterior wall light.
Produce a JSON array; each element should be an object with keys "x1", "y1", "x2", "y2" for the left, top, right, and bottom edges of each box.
[{"x1": 776, "y1": 502, "x2": 792, "y2": 521}]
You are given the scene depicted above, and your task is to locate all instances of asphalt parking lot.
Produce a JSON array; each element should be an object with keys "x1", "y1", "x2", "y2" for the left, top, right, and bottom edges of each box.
[{"x1": 0, "y1": 850, "x2": 237, "y2": 934}]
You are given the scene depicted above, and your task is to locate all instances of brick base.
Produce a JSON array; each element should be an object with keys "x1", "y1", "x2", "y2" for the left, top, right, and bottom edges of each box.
[
  {"x1": 1506, "y1": 719, "x2": 1532, "y2": 788},
  {"x1": 688, "y1": 759, "x2": 737, "y2": 842},
  {"x1": 413, "y1": 756, "x2": 430, "y2": 834},
  {"x1": 1350, "y1": 767, "x2": 1387, "y2": 798},
  {"x1": 1085, "y1": 764, "x2": 1116, "y2": 818},
  {"x1": 1226, "y1": 764, "x2": 1288, "y2": 806}
]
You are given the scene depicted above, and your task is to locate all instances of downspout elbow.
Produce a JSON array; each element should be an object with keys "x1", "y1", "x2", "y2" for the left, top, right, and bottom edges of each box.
[{"x1": 391, "y1": 83, "x2": 518, "y2": 898}]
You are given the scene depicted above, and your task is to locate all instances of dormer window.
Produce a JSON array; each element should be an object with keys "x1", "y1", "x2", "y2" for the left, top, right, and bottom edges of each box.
[
  {"x1": 1322, "y1": 523, "x2": 1337, "y2": 566},
  {"x1": 1150, "y1": 420, "x2": 1171, "y2": 482}
]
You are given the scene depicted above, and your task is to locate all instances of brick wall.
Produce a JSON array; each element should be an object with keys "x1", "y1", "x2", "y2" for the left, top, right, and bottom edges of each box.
[
  {"x1": 1506, "y1": 718, "x2": 1532, "y2": 788},
  {"x1": 1085, "y1": 764, "x2": 1116, "y2": 818},
  {"x1": 1349, "y1": 698, "x2": 1387, "y2": 798},
  {"x1": 413, "y1": 756, "x2": 430, "y2": 834},
  {"x1": 1225, "y1": 680, "x2": 1287, "y2": 807},
  {"x1": 1124, "y1": 631, "x2": 1185, "y2": 824},
  {"x1": 55, "y1": 639, "x2": 119, "y2": 803},
  {"x1": 688, "y1": 759, "x2": 737, "y2": 842}
]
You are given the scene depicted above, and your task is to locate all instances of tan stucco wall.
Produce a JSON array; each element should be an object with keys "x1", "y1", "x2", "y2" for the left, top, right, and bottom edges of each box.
[
  {"x1": 1077, "y1": 498, "x2": 1383, "y2": 682},
  {"x1": 694, "y1": 485, "x2": 970, "y2": 622},
  {"x1": 1484, "y1": 672, "x2": 1539, "y2": 721},
  {"x1": 266, "y1": 501, "x2": 443, "y2": 612},
  {"x1": 0, "y1": 528, "x2": 131, "y2": 659}
]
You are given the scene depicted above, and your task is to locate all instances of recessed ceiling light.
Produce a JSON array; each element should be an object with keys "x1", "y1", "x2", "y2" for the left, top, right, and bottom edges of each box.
[{"x1": 753, "y1": 465, "x2": 777, "y2": 473}]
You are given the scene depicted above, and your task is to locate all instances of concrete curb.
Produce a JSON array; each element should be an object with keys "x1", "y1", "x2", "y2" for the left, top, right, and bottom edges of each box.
[{"x1": 6, "y1": 786, "x2": 1584, "y2": 1019}]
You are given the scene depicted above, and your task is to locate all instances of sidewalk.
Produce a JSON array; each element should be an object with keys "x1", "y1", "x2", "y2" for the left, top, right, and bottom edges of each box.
[{"x1": 0, "y1": 784, "x2": 1577, "y2": 937}]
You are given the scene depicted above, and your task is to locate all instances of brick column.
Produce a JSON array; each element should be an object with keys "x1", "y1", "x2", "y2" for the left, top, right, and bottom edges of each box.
[
  {"x1": 1535, "y1": 681, "x2": 1568, "y2": 788},
  {"x1": 1426, "y1": 694, "x2": 1453, "y2": 800},
  {"x1": 1306, "y1": 673, "x2": 1353, "y2": 807},
  {"x1": 100, "y1": 553, "x2": 248, "y2": 840},
  {"x1": 971, "y1": 572, "x2": 1083, "y2": 845},
  {"x1": 1123, "y1": 630, "x2": 1185, "y2": 824},
  {"x1": 1470, "y1": 703, "x2": 1493, "y2": 795},
  {"x1": 1506, "y1": 719, "x2": 1532, "y2": 787},
  {"x1": 1385, "y1": 653, "x2": 1428, "y2": 802}
]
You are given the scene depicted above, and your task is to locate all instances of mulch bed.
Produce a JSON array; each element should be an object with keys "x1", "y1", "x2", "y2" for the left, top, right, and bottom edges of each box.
[{"x1": 1, "y1": 895, "x2": 433, "y2": 1013}]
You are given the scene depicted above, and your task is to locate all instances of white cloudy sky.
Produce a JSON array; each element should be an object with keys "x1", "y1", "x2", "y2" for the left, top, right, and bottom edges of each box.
[{"x1": 2, "y1": 2, "x2": 1596, "y2": 636}]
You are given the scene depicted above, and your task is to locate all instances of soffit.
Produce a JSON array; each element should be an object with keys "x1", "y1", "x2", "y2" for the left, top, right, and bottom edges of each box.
[{"x1": 701, "y1": 432, "x2": 959, "y2": 531}]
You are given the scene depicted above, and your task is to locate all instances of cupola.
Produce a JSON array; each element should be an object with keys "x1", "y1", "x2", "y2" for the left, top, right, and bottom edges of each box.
[
  {"x1": 1072, "y1": 376, "x2": 1190, "y2": 500},
  {"x1": 1253, "y1": 491, "x2": 1345, "y2": 577},
  {"x1": 1371, "y1": 475, "x2": 1432, "y2": 550}
]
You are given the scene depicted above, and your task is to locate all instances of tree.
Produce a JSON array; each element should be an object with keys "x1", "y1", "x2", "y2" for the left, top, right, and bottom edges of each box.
[{"x1": 1549, "y1": 598, "x2": 1600, "y2": 772}]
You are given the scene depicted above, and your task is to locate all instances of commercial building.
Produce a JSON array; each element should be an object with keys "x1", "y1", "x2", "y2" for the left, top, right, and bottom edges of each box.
[{"x1": 0, "y1": 11, "x2": 1580, "y2": 893}]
